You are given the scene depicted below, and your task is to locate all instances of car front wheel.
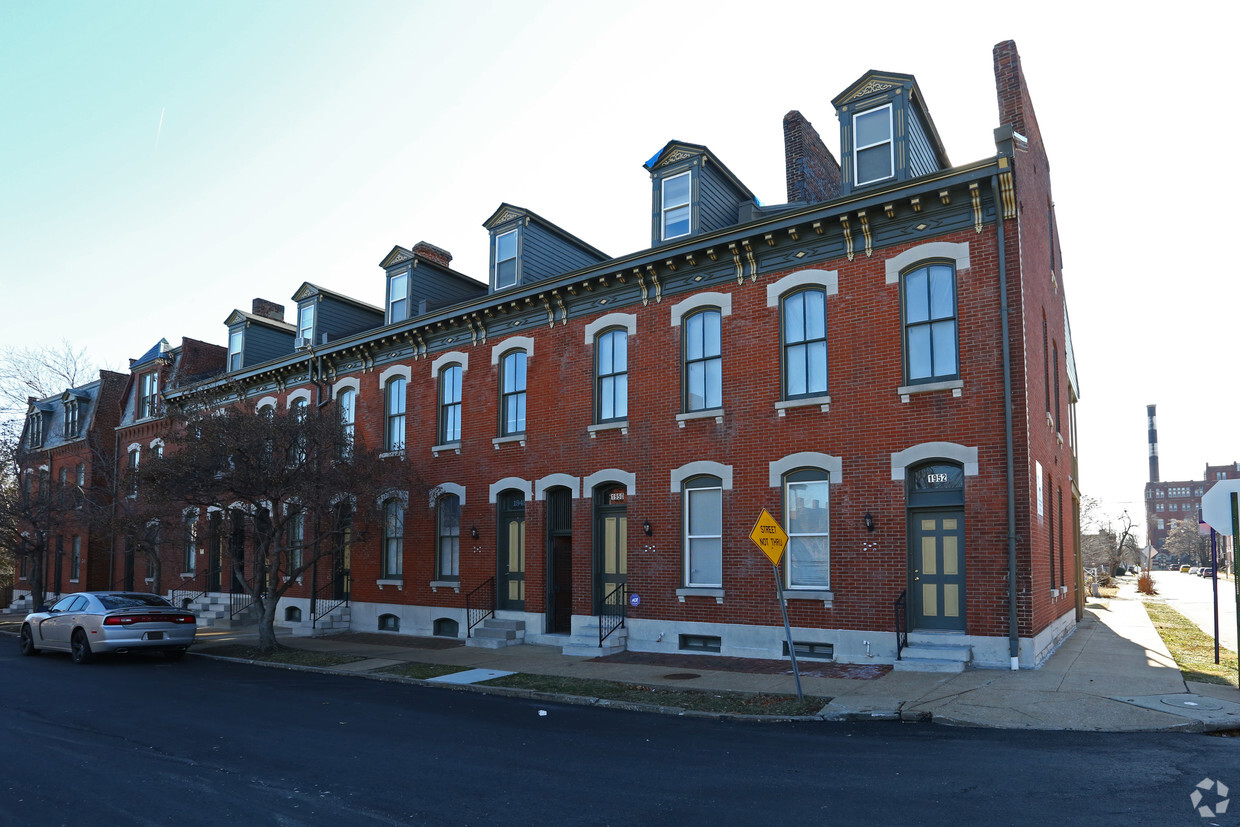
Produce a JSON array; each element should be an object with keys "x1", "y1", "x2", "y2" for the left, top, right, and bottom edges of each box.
[
  {"x1": 70, "y1": 630, "x2": 94, "y2": 664},
  {"x1": 19, "y1": 625, "x2": 39, "y2": 656}
]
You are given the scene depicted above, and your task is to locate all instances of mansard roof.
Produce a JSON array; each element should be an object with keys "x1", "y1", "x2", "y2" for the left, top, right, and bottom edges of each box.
[
  {"x1": 291, "y1": 282, "x2": 383, "y2": 314},
  {"x1": 831, "y1": 70, "x2": 951, "y2": 169},
  {"x1": 224, "y1": 309, "x2": 296, "y2": 332},
  {"x1": 642, "y1": 140, "x2": 757, "y2": 202},
  {"x1": 481, "y1": 203, "x2": 610, "y2": 261}
]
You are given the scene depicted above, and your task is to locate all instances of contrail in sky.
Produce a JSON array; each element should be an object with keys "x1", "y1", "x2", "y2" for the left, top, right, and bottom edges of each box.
[{"x1": 156, "y1": 106, "x2": 165, "y2": 149}]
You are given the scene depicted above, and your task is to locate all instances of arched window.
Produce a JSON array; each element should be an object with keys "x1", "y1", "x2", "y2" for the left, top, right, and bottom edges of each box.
[
  {"x1": 436, "y1": 493, "x2": 460, "y2": 581},
  {"x1": 683, "y1": 309, "x2": 721, "y2": 411},
  {"x1": 902, "y1": 263, "x2": 958, "y2": 383},
  {"x1": 784, "y1": 469, "x2": 830, "y2": 589},
  {"x1": 500, "y1": 350, "x2": 527, "y2": 436},
  {"x1": 385, "y1": 377, "x2": 406, "y2": 451},
  {"x1": 683, "y1": 475, "x2": 722, "y2": 587},
  {"x1": 439, "y1": 365, "x2": 462, "y2": 444},
  {"x1": 382, "y1": 499, "x2": 404, "y2": 578},
  {"x1": 595, "y1": 328, "x2": 628, "y2": 422},
  {"x1": 782, "y1": 289, "x2": 828, "y2": 399},
  {"x1": 338, "y1": 387, "x2": 356, "y2": 456}
]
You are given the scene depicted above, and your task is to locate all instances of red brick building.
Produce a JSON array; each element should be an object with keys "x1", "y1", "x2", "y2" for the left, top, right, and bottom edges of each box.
[{"x1": 17, "y1": 41, "x2": 1081, "y2": 670}]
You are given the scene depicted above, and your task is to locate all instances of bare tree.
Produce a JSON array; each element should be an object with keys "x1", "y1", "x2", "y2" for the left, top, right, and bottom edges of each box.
[
  {"x1": 0, "y1": 340, "x2": 96, "y2": 434},
  {"x1": 1079, "y1": 500, "x2": 1139, "y2": 576},
  {"x1": 1163, "y1": 517, "x2": 1210, "y2": 568},
  {"x1": 142, "y1": 387, "x2": 413, "y2": 652}
]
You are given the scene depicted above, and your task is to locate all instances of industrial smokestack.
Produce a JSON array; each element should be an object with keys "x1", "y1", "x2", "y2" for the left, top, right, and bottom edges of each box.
[{"x1": 1147, "y1": 404, "x2": 1160, "y2": 483}]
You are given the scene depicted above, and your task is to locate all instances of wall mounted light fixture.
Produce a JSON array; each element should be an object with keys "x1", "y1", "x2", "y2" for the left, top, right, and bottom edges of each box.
[
  {"x1": 470, "y1": 525, "x2": 479, "y2": 540},
  {"x1": 864, "y1": 511, "x2": 875, "y2": 532},
  {"x1": 643, "y1": 519, "x2": 652, "y2": 536}
]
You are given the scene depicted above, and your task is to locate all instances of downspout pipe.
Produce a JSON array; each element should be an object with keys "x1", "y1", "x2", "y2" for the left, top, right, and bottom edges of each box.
[{"x1": 992, "y1": 170, "x2": 1020, "y2": 670}]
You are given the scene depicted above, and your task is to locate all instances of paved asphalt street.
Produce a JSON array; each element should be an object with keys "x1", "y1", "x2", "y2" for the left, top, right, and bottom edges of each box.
[{"x1": 3, "y1": 644, "x2": 1237, "y2": 826}]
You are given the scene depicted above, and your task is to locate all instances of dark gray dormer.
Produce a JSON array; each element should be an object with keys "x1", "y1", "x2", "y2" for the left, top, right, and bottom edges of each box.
[
  {"x1": 644, "y1": 141, "x2": 757, "y2": 247},
  {"x1": 481, "y1": 205, "x2": 608, "y2": 293},
  {"x1": 224, "y1": 299, "x2": 295, "y2": 372},
  {"x1": 60, "y1": 388, "x2": 91, "y2": 439},
  {"x1": 291, "y1": 283, "x2": 384, "y2": 350},
  {"x1": 379, "y1": 241, "x2": 487, "y2": 325},
  {"x1": 832, "y1": 71, "x2": 950, "y2": 196}
]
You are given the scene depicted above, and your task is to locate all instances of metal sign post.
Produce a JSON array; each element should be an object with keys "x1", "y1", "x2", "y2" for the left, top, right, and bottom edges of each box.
[
  {"x1": 749, "y1": 509, "x2": 802, "y2": 701},
  {"x1": 1232, "y1": 493, "x2": 1240, "y2": 686}
]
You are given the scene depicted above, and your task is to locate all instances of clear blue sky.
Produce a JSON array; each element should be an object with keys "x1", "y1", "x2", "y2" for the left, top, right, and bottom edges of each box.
[{"x1": 2, "y1": 0, "x2": 1235, "y2": 541}]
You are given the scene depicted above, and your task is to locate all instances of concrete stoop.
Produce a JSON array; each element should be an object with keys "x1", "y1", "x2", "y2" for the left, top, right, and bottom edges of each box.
[
  {"x1": 466, "y1": 618, "x2": 526, "y2": 649},
  {"x1": 280, "y1": 606, "x2": 351, "y2": 637},
  {"x1": 559, "y1": 618, "x2": 627, "y2": 658},
  {"x1": 893, "y1": 641, "x2": 973, "y2": 673},
  {"x1": 184, "y1": 594, "x2": 260, "y2": 629}
]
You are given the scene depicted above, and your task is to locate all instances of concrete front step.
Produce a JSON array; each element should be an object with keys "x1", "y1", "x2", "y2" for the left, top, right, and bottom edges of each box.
[
  {"x1": 559, "y1": 622, "x2": 627, "y2": 658},
  {"x1": 466, "y1": 618, "x2": 526, "y2": 648},
  {"x1": 894, "y1": 642, "x2": 973, "y2": 673}
]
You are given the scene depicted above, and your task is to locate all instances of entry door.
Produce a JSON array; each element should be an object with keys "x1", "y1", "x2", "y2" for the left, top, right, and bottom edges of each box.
[
  {"x1": 229, "y1": 513, "x2": 247, "y2": 593},
  {"x1": 911, "y1": 510, "x2": 966, "y2": 631},
  {"x1": 207, "y1": 514, "x2": 223, "y2": 592},
  {"x1": 498, "y1": 493, "x2": 526, "y2": 610},
  {"x1": 545, "y1": 488, "x2": 572, "y2": 634},
  {"x1": 594, "y1": 485, "x2": 627, "y2": 613}
]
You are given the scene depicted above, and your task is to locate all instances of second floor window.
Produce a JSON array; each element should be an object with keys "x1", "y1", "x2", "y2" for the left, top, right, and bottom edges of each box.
[
  {"x1": 287, "y1": 510, "x2": 304, "y2": 570},
  {"x1": 339, "y1": 388, "x2": 356, "y2": 456},
  {"x1": 139, "y1": 371, "x2": 160, "y2": 419},
  {"x1": 127, "y1": 448, "x2": 139, "y2": 497},
  {"x1": 903, "y1": 263, "x2": 958, "y2": 383},
  {"x1": 683, "y1": 309, "x2": 722, "y2": 412},
  {"x1": 596, "y1": 328, "x2": 628, "y2": 422},
  {"x1": 782, "y1": 289, "x2": 827, "y2": 399},
  {"x1": 495, "y1": 230, "x2": 518, "y2": 289},
  {"x1": 500, "y1": 351, "x2": 527, "y2": 436},
  {"x1": 437, "y1": 493, "x2": 460, "y2": 580},
  {"x1": 439, "y1": 365, "x2": 462, "y2": 444},
  {"x1": 385, "y1": 378, "x2": 406, "y2": 451}
]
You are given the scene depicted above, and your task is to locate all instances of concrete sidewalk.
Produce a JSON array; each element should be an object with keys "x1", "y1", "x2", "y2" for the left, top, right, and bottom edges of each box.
[{"x1": 7, "y1": 584, "x2": 1240, "y2": 731}]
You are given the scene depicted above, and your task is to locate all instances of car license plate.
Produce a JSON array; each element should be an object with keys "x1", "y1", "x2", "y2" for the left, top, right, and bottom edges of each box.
[{"x1": 143, "y1": 631, "x2": 164, "y2": 640}]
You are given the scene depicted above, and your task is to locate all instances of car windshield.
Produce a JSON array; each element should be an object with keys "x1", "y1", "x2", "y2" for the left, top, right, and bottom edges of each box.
[{"x1": 99, "y1": 594, "x2": 175, "y2": 610}]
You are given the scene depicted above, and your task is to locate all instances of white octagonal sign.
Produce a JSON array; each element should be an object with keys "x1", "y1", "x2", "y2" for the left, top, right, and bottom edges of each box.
[{"x1": 1200, "y1": 479, "x2": 1240, "y2": 533}]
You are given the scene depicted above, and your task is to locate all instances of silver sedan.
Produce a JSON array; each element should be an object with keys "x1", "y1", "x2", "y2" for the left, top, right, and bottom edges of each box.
[{"x1": 19, "y1": 591, "x2": 197, "y2": 663}]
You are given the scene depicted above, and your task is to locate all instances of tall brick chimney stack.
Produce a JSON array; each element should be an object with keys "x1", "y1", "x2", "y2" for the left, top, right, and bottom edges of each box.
[
  {"x1": 783, "y1": 111, "x2": 841, "y2": 204},
  {"x1": 993, "y1": 40, "x2": 1043, "y2": 147},
  {"x1": 412, "y1": 241, "x2": 453, "y2": 268},
  {"x1": 251, "y1": 298, "x2": 285, "y2": 321},
  {"x1": 1147, "y1": 404, "x2": 1160, "y2": 483}
]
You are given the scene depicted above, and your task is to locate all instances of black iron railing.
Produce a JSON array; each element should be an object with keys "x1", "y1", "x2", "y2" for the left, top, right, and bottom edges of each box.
[
  {"x1": 170, "y1": 568, "x2": 219, "y2": 611},
  {"x1": 230, "y1": 583, "x2": 255, "y2": 620},
  {"x1": 466, "y1": 577, "x2": 496, "y2": 638},
  {"x1": 599, "y1": 581, "x2": 627, "y2": 648},
  {"x1": 895, "y1": 589, "x2": 908, "y2": 660},
  {"x1": 311, "y1": 566, "x2": 350, "y2": 629}
]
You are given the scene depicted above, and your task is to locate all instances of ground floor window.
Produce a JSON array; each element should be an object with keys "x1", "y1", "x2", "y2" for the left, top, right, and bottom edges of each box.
[
  {"x1": 684, "y1": 476, "x2": 722, "y2": 587},
  {"x1": 784, "y1": 470, "x2": 829, "y2": 588}
]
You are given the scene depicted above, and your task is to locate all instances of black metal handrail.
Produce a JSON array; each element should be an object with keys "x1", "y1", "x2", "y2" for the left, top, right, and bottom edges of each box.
[
  {"x1": 170, "y1": 568, "x2": 219, "y2": 611},
  {"x1": 230, "y1": 582, "x2": 255, "y2": 619},
  {"x1": 466, "y1": 577, "x2": 496, "y2": 638},
  {"x1": 312, "y1": 567, "x2": 350, "y2": 628},
  {"x1": 895, "y1": 589, "x2": 908, "y2": 660},
  {"x1": 599, "y1": 581, "x2": 627, "y2": 648}
]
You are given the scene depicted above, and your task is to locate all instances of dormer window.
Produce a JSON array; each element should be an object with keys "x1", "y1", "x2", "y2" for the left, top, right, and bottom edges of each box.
[
  {"x1": 227, "y1": 329, "x2": 243, "y2": 372},
  {"x1": 297, "y1": 303, "x2": 315, "y2": 343},
  {"x1": 853, "y1": 104, "x2": 893, "y2": 186},
  {"x1": 64, "y1": 399, "x2": 80, "y2": 438},
  {"x1": 387, "y1": 271, "x2": 409, "y2": 324},
  {"x1": 661, "y1": 172, "x2": 692, "y2": 240},
  {"x1": 495, "y1": 229, "x2": 518, "y2": 289},
  {"x1": 138, "y1": 371, "x2": 160, "y2": 419},
  {"x1": 27, "y1": 412, "x2": 44, "y2": 448}
]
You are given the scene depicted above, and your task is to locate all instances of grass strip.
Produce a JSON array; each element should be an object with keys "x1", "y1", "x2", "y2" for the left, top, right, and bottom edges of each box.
[
  {"x1": 1142, "y1": 601, "x2": 1239, "y2": 688},
  {"x1": 373, "y1": 662, "x2": 472, "y2": 680},
  {"x1": 481, "y1": 672, "x2": 829, "y2": 716},
  {"x1": 197, "y1": 643, "x2": 367, "y2": 668}
]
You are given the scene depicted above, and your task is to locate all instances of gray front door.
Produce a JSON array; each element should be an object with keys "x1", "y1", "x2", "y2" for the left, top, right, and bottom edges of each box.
[{"x1": 910, "y1": 509, "x2": 966, "y2": 631}]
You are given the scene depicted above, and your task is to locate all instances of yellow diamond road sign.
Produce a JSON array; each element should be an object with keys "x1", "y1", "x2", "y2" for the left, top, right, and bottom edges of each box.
[{"x1": 749, "y1": 509, "x2": 789, "y2": 566}]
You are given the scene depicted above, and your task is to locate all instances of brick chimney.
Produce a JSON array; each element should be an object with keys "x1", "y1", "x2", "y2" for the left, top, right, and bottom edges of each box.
[
  {"x1": 993, "y1": 40, "x2": 1042, "y2": 147},
  {"x1": 412, "y1": 241, "x2": 453, "y2": 268},
  {"x1": 783, "y1": 110, "x2": 841, "y2": 204},
  {"x1": 251, "y1": 298, "x2": 285, "y2": 321}
]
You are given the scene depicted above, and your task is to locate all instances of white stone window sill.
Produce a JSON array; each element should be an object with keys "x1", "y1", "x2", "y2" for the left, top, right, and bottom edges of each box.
[
  {"x1": 430, "y1": 580, "x2": 461, "y2": 593},
  {"x1": 784, "y1": 589, "x2": 834, "y2": 608},
  {"x1": 1059, "y1": 585, "x2": 1068, "y2": 595},
  {"x1": 677, "y1": 587, "x2": 724, "y2": 603},
  {"x1": 1045, "y1": 411, "x2": 1054, "y2": 429},
  {"x1": 431, "y1": 443, "x2": 461, "y2": 456},
  {"x1": 379, "y1": 449, "x2": 406, "y2": 460},
  {"x1": 144, "y1": 578, "x2": 154, "y2": 584},
  {"x1": 492, "y1": 435, "x2": 526, "y2": 449},
  {"x1": 898, "y1": 379, "x2": 963, "y2": 403},
  {"x1": 588, "y1": 420, "x2": 628, "y2": 437},
  {"x1": 676, "y1": 408, "x2": 724, "y2": 427},
  {"x1": 377, "y1": 579, "x2": 404, "y2": 591},
  {"x1": 775, "y1": 395, "x2": 831, "y2": 416},
  {"x1": 69, "y1": 579, "x2": 79, "y2": 584},
  {"x1": 1050, "y1": 588, "x2": 1060, "y2": 600},
  {"x1": 1056, "y1": 432, "x2": 1064, "y2": 446},
  {"x1": 180, "y1": 572, "x2": 195, "y2": 578}
]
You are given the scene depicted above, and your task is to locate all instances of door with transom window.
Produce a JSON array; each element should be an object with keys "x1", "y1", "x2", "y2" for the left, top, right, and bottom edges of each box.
[
  {"x1": 593, "y1": 484, "x2": 627, "y2": 614},
  {"x1": 907, "y1": 463, "x2": 966, "y2": 632},
  {"x1": 497, "y1": 491, "x2": 526, "y2": 610}
]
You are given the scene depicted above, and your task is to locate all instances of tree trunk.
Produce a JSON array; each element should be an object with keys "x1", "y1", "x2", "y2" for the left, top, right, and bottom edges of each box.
[{"x1": 256, "y1": 599, "x2": 280, "y2": 653}]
